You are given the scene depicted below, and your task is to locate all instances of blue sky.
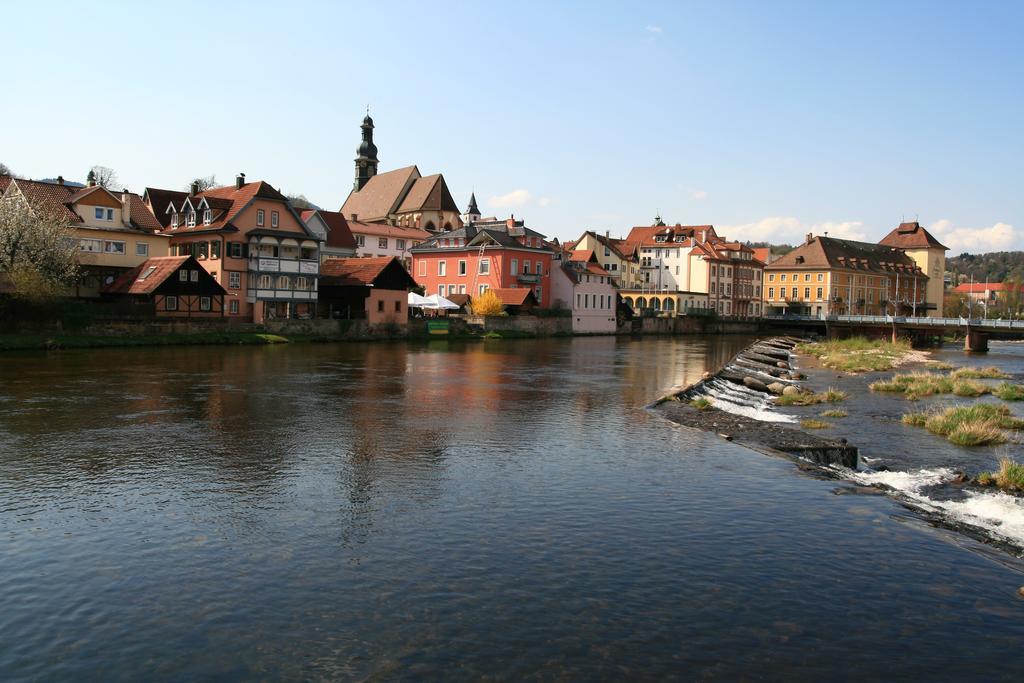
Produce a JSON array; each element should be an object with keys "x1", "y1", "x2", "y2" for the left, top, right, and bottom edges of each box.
[{"x1": 2, "y1": 0, "x2": 1021, "y2": 252}]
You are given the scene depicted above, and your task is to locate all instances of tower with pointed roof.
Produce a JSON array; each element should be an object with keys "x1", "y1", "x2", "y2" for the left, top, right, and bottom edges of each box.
[
  {"x1": 354, "y1": 113, "x2": 379, "y2": 192},
  {"x1": 464, "y1": 192, "x2": 481, "y2": 224}
]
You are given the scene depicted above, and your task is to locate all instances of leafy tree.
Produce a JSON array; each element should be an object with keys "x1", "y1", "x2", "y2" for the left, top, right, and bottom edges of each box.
[
  {"x1": 470, "y1": 289, "x2": 504, "y2": 316},
  {"x1": 0, "y1": 193, "x2": 79, "y2": 300},
  {"x1": 89, "y1": 165, "x2": 119, "y2": 189}
]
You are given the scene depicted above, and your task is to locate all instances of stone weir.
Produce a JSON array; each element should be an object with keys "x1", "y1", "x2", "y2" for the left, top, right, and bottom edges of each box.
[{"x1": 654, "y1": 337, "x2": 859, "y2": 469}]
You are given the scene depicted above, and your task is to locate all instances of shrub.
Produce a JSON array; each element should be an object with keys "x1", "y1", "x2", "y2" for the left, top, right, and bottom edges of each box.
[
  {"x1": 951, "y1": 379, "x2": 990, "y2": 397},
  {"x1": 800, "y1": 419, "x2": 831, "y2": 429},
  {"x1": 901, "y1": 412, "x2": 928, "y2": 426},
  {"x1": 947, "y1": 423, "x2": 1007, "y2": 447},
  {"x1": 992, "y1": 458, "x2": 1024, "y2": 490},
  {"x1": 823, "y1": 387, "x2": 847, "y2": 402},
  {"x1": 471, "y1": 290, "x2": 504, "y2": 316},
  {"x1": 951, "y1": 366, "x2": 1010, "y2": 380},
  {"x1": 994, "y1": 383, "x2": 1024, "y2": 401}
]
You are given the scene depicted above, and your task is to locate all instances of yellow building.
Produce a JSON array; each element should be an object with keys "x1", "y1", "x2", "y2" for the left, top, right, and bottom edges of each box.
[
  {"x1": 4, "y1": 176, "x2": 169, "y2": 297},
  {"x1": 764, "y1": 233, "x2": 929, "y2": 317},
  {"x1": 570, "y1": 230, "x2": 641, "y2": 288},
  {"x1": 878, "y1": 221, "x2": 947, "y2": 318}
]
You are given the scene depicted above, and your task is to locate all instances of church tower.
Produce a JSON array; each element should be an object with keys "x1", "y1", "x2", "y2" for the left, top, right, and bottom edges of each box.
[
  {"x1": 464, "y1": 191, "x2": 481, "y2": 224},
  {"x1": 354, "y1": 114, "x2": 379, "y2": 192}
]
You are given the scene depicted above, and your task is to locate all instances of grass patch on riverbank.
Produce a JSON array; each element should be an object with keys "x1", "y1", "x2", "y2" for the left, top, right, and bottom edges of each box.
[
  {"x1": 821, "y1": 409, "x2": 848, "y2": 418},
  {"x1": 795, "y1": 336, "x2": 912, "y2": 373},
  {"x1": 870, "y1": 371, "x2": 996, "y2": 400},
  {"x1": 902, "y1": 403, "x2": 1024, "y2": 447},
  {"x1": 800, "y1": 419, "x2": 832, "y2": 429},
  {"x1": 977, "y1": 458, "x2": 1024, "y2": 491},
  {"x1": 950, "y1": 366, "x2": 1010, "y2": 380},
  {"x1": 994, "y1": 383, "x2": 1024, "y2": 401},
  {"x1": 0, "y1": 332, "x2": 291, "y2": 351},
  {"x1": 690, "y1": 397, "x2": 713, "y2": 410}
]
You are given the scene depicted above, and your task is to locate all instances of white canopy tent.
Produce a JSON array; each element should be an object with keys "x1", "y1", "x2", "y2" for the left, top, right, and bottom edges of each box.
[
  {"x1": 423, "y1": 294, "x2": 461, "y2": 310},
  {"x1": 408, "y1": 292, "x2": 431, "y2": 308}
]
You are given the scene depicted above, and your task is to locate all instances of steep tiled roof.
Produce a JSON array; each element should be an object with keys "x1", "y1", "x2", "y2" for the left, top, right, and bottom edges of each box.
[
  {"x1": 768, "y1": 236, "x2": 925, "y2": 276},
  {"x1": 301, "y1": 209, "x2": 357, "y2": 250},
  {"x1": 878, "y1": 221, "x2": 948, "y2": 251},
  {"x1": 149, "y1": 181, "x2": 294, "y2": 234},
  {"x1": 411, "y1": 220, "x2": 551, "y2": 252},
  {"x1": 102, "y1": 256, "x2": 226, "y2": 295},
  {"x1": 319, "y1": 256, "x2": 396, "y2": 286},
  {"x1": 0, "y1": 175, "x2": 12, "y2": 193},
  {"x1": 339, "y1": 166, "x2": 419, "y2": 222},
  {"x1": 144, "y1": 187, "x2": 188, "y2": 227},
  {"x1": 752, "y1": 247, "x2": 772, "y2": 264},
  {"x1": 569, "y1": 249, "x2": 595, "y2": 263},
  {"x1": 492, "y1": 288, "x2": 537, "y2": 306},
  {"x1": 9, "y1": 179, "x2": 81, "y2": 222},
  {"x1": 346, "y1": 220, "x2": 430, "y2": 241},
  {"x1": 126, "y1": 193, "x2": 162, "y2": 232},
  {"x1": 396, "y1": 173, "x2": 459, "y2": 214}
]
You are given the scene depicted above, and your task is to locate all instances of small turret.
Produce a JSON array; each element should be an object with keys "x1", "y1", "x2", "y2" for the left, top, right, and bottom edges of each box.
[{"x1": 465, "y1": 191, "x2": 481, "y2": 224}]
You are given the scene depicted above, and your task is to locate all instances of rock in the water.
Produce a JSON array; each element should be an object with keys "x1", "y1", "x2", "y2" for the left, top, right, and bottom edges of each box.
[
  {"x1": 783, "y1": 385, "x2": 802, "y2": 397},
  {"x1": 743, "y1": 377, "x2": 768, "y2": 393},
  {"x1": 1018, "y1": 586, "x2": 1024, "y2": 599},
  {"x1": 776, "y1": 361, "x2": 790, "y2": 369},
  {"x1": 768, "y1": 382, "x2": 785, "y2": 395}
]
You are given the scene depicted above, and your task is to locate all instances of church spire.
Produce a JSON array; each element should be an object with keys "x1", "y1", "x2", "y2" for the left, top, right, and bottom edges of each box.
[
  {"x1": 354, "y1": 111, "x2": 379, "y2": 192},
  {"x1": 465, "y1": 191, "x2": 481, "y2": 224}
]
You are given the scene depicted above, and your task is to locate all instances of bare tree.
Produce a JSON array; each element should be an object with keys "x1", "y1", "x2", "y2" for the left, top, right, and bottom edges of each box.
[
  {"x1": 0, "y1": 162, "x2": 12, "y2": 177},
  {"x1": 0, "y1": 193, "x2": 79, "y2": 300},
  {"x1": 286, "y1": 194, "x2": 319, "y2": 210},
  {"x1": 89, "y1": 165, "x2": 119, "y2": 189},
  {"x1": 186, "y1": 174, "x2": 217, "y2": 192}
]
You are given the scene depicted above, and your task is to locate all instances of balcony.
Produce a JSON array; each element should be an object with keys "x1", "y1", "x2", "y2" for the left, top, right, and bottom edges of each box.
[
  {"x1": 249, "y1": 257, "x2": 319, "y2": 275},
  {"x1": 517, "y1": 273, "x2": 540, "y2": 284}
]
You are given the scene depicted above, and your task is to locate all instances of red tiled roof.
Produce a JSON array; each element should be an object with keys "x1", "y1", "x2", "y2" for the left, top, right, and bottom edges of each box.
[
  {"x1": 347, "y1": 220, "x2": 431, "y2": 241},
  {"x1": 878, "y1": 221, "x2": 948, "y2": 251},
  {"x1": 396, "y1": 173, "x2": 459, "y2": 214},
  {"x1": 340, "y1": 165, "x2": 419, "y2": 222},
  {"x1": 569, "y1": 249, "x2": 595, "y2": 262},
  {"x1": 319, "y1": 256, "x2": 395, "y2": 286},
  {"x1": 144, "y1": 187, "x2": 188, "y2": 227},
  {"x1": 752, "y1": 247, "x2": 772, "y2": 264},
  {"x1": 103, "y1": 256, "x2": 191, "y2": 295},
  {"x1": 0, "y1": 175, "x2": 12, "y2": 193},
  {"x1": 151, "y1": 181, "x2": 293, "y2": 234},
  {"x1": 492, "y1": 288, "x2": 537, "y2": 306},
  {"x1": 8, "y1": 178, "x2": 81, "y2": 222},
  {"x1": 302, "y1": 209, "x2": 357, "y2": 250},
  {"x1": 954, "y1": 282, "x2": 1024, "y2": 294}
]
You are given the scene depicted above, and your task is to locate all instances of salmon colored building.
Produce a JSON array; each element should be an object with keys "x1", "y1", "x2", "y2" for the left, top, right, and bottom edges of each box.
[
  {"x1": 409, "y1": 217, "x2": 555, "y2": 307},
  {"x1": 144, "y1": 174, "x2": 322, "y2": 322},
  {"x1": 318, "y1": 256, "x2": 416, "y2": 325}
]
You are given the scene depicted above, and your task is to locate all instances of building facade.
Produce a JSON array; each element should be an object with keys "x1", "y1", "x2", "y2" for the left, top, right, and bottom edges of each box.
[
  {"x1": 410, "y1": 217, "x2": 555, "y2": 307},
  {"x1": 346, "y1": 220, "x2": 430, "y2": 270},
  {"x1": 551, "y1": 249, "x2": 618, "y2": 333},
  {"x1": 878, "y1": 221, "x2": 947, "y2": 317}
]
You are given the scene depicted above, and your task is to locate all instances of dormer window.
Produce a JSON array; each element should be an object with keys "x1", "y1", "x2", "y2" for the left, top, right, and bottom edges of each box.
[
  {"x1": 203, "y1": 209, "x2": 212, "y2": 225},
  {"x1": 171, "y1": 212, "x2": 179, "y2": 229},
  {"x1": 186, "y1": 211, "x2": 196, "y2": 227}
]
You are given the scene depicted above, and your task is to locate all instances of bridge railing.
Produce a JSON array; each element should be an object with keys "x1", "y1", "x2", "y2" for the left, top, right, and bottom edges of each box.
[{"x1": 762, "y1": 314, "x2": 1024, "y2": 330}]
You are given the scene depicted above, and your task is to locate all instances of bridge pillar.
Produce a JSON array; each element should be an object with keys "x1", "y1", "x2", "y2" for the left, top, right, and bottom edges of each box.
[{"x1": 964, "y1": 328, "x2": 989, "y2": 353}]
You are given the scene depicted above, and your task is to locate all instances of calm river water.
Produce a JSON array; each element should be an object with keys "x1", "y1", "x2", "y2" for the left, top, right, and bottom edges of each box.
[{"x1": 2, "y1": 337, "x2": 1023, "y2": 680}]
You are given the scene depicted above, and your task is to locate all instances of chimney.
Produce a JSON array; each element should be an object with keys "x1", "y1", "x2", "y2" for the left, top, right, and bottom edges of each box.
[
  {"x1": 236, "y1": 172, "x2": 245, "y2": 189},
  {"x1": 506, "y1": 216, "x2": 516, "y2": 229},
  {"x1": 700, "y1": 229, "x2": 706, "y2": 243},
  {"x1": 605, "y1": 229, "x2": 610, "y2": 240},
  {"x1": 805, "y1": 233, "x2": 814, "y2": 244},
  {"x1": 56, "y1": 175, "x2": 64, "y2": 185},
  {"x1": 121, "y1": 189, "x2": 132, "y2": 225},
  {"x1": 190, "y1": 180, "x2": 199, "y2": 196}
]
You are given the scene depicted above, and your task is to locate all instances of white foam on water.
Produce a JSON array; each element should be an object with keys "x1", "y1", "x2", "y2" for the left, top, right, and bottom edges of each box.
[{"x1": 841, "y1": 466, "x2": 1024, "y2": 548}]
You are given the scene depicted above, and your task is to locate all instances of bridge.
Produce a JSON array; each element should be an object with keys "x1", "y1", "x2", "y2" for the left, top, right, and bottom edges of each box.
[{"x1": 760, "y1": 314, "x2": 1024, "y2": 352}]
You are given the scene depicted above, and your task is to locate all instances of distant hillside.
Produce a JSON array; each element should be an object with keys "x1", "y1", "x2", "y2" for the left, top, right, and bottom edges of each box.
[
  {"x1": 947, "y1": 252, "x2": 1024, "y2": 284},
  {"x1": 745, "y1": 241, "x2": 794, "y2": 256}
]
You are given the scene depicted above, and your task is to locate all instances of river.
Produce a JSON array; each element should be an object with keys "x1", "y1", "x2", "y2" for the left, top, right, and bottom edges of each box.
[{"x1": 1, "y1": 337, "x2": 1023, "y2": 680}]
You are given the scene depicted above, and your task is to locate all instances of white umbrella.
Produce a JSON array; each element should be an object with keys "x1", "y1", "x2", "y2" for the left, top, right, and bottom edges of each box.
[
  {"x1": 425, "y1": 294, "x2": 460, "y2": 310},
  {"x1": 408, "y1": 292, "x2": 431, "y2": 307}
]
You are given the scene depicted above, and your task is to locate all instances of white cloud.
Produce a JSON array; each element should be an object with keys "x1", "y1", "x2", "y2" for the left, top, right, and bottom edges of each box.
[
  {"x1": 537, "y1": 197, "x2": 552, "y2": 207},
  {"x1": 690, "y1": 189, "x2": 708, "y2": 201},
  {"x1": 809, "y1": 221, "x2": 868, "y2": 241},
  {"x1": 928, "y1": 219, "x2": 1016, "y2": 254},
  {"x1": 488, "y1": 189, "x2": 532, "y2": 208},
  {"x1": 718, "y1": 217, "x2": 867, "y2": 244},
  {"x1": 646, "y1": 25, "x2": 663, "y2": 34}
]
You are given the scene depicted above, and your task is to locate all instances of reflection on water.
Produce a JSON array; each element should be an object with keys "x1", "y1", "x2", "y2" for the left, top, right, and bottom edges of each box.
[{"x1": 2, "y1": 337, "x2": 1023, "y2": 680}]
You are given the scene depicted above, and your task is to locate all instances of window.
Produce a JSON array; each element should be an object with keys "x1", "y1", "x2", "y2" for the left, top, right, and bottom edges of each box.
[
  {"x1": 200, "y1": 297, "x2": 211, "y2": 311},
  {"x1": 229, "y1": 299, "x2": 239, "y2": 314},
  {"x1": 211, "y1": 241, "x2": 221, "y2": 259},
  {"x1": 448, "y1": 285, "x2": 456, "y2": 295},
  {"x1": 438, "y1": 260, "x2": 446, "y2": 276},
  {"x1": 395, "y1": 300, "x2": 401, "y2": 312},
  {"x1": 296, "y1": 277, "x2": 308, "y2": 290},
  {"x1": 712, "y1": 266, "x2": 717, "y2": 276},
  {"x1": 94, "y1": 208, "x2": 104, "y2": 220},
  {"x1": 259, "y1": 274, "x2": 273, "y2": 289},
  {"x1": 277, "y1": 275, "x2": 289, "y2": 289},
  {"x1": 107, "y1": 208, "x2": 114, "y2": 220},
  {"x1": 271, "y1": 211, "x2": 279, "y2": 228},
  {"x1": 536, "y1": 261, "x2": 542, "y2": 275},
  {"x1": 523, "y1": 261, "x2": 530, "y2": 275},
  {"x1": 229, "y1": 272, "x2": 241, "y2": 289},
  {"x1": 186, "y1": 211, "x2": 196, "y2": 227},
  {"x1": 791, "y1": 286, "x2": 797, "y2": 299},
  {"x1": 179, "y1": 270, "x2": 188, "y2": 282},
  {"x1": 768, "y1": 273, "x2": 774, "y2": 281},
  {"x1": 438, "y1": 285, "x2": 445, "y2": 296},
  {"x1": 79, "y1": 239, "x2": 102, "y2": 252},
  {"x1": 479, "y1": 259, "x2": 490, "y2": 274},
  {"x1": 356, "y1": 235, "x2": 365, "y2": 247},
  {"x1": 378, "y1": 299, "x2": 384, "y2": 312},
  {"x1": 203, "y1": 209, "x2": 212, "y2": 225},
  {"x1": 768, "y1": 287, "x2": 774, "y2": 299},
  {"x1": 458, "y1": 260, "x2": 467, "y2": 276},
  {"x1": 535, "y1": 286, "x2": 542, "y2": 302},
  {"x1": 479, "y1": 284, "x2": 489, "y2": 295},
  {"x1": 378, "y1": 237, "x2": 388, "y2": 249},
  {"x1": 256, "y1": 209, "x2": 265, "y2": 226},
  {"x1": 780, "y1": 274, "x2": 787, "y2": 281},
  {"x1": 816, "y1": 287, "x2": 823, "y2": 299},
  {"x1": 136, "y1": 242, "x2": 149, "y2": 257},
  {"x1": 418, "y1": 260, "x2": 426, "y2": 277},
  {"x1": 396, "y1": 239, "x2": 406, "y2": 250},
  {"x1": 229, "y1": 242, "x2": 243, "y2": 258},
  {"x1": 458, "y1": 285, "x2": 466, "y2": 294},
  {"x1": 165, "y1": 296, "x2": 178, "y2": 311},
  {"x1": 804, "y1": 273, "x2": 811, "y2": 281},
  {"x1": 191, "y1": 270, "x2": 199, "y2": 282},
  {"x1": 198, "y1": 242, "x2": 208, "y2": 259},
  {"x1": 104, "y1": 240, "x2": 126, "y2": 254},
  {"x1": 171, "y1": 213, "x2": 179, "y2": 229},
  {"x1": 804, "y1": 287, "x2": 810, "y2": 299},
  {"x1": 817, "y1": 273, "x2": 824, "y2": 281}
]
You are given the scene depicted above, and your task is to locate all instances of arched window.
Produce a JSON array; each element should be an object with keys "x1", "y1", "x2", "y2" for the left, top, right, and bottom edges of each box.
[
  {"x1": 443, "y1": 222, "x2": 453, "y2": 231},
  {"x1": 664, "y1": 298, "x2": 675, "y2": 311},
  {"x1": 425, "y1": 221, "x2": 437, "y2": 232},
  {"x1": 637, "y1": 297, "x2": 647, "y2": 309},
  {"x1": 653, "y1": 298, "x2": 662, "y2": 311}
]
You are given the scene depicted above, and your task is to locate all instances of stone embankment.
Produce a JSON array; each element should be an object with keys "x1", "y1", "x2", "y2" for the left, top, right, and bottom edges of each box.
[{"x1": 656, "y1": 336, "x2": 859, "y2": 468}]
